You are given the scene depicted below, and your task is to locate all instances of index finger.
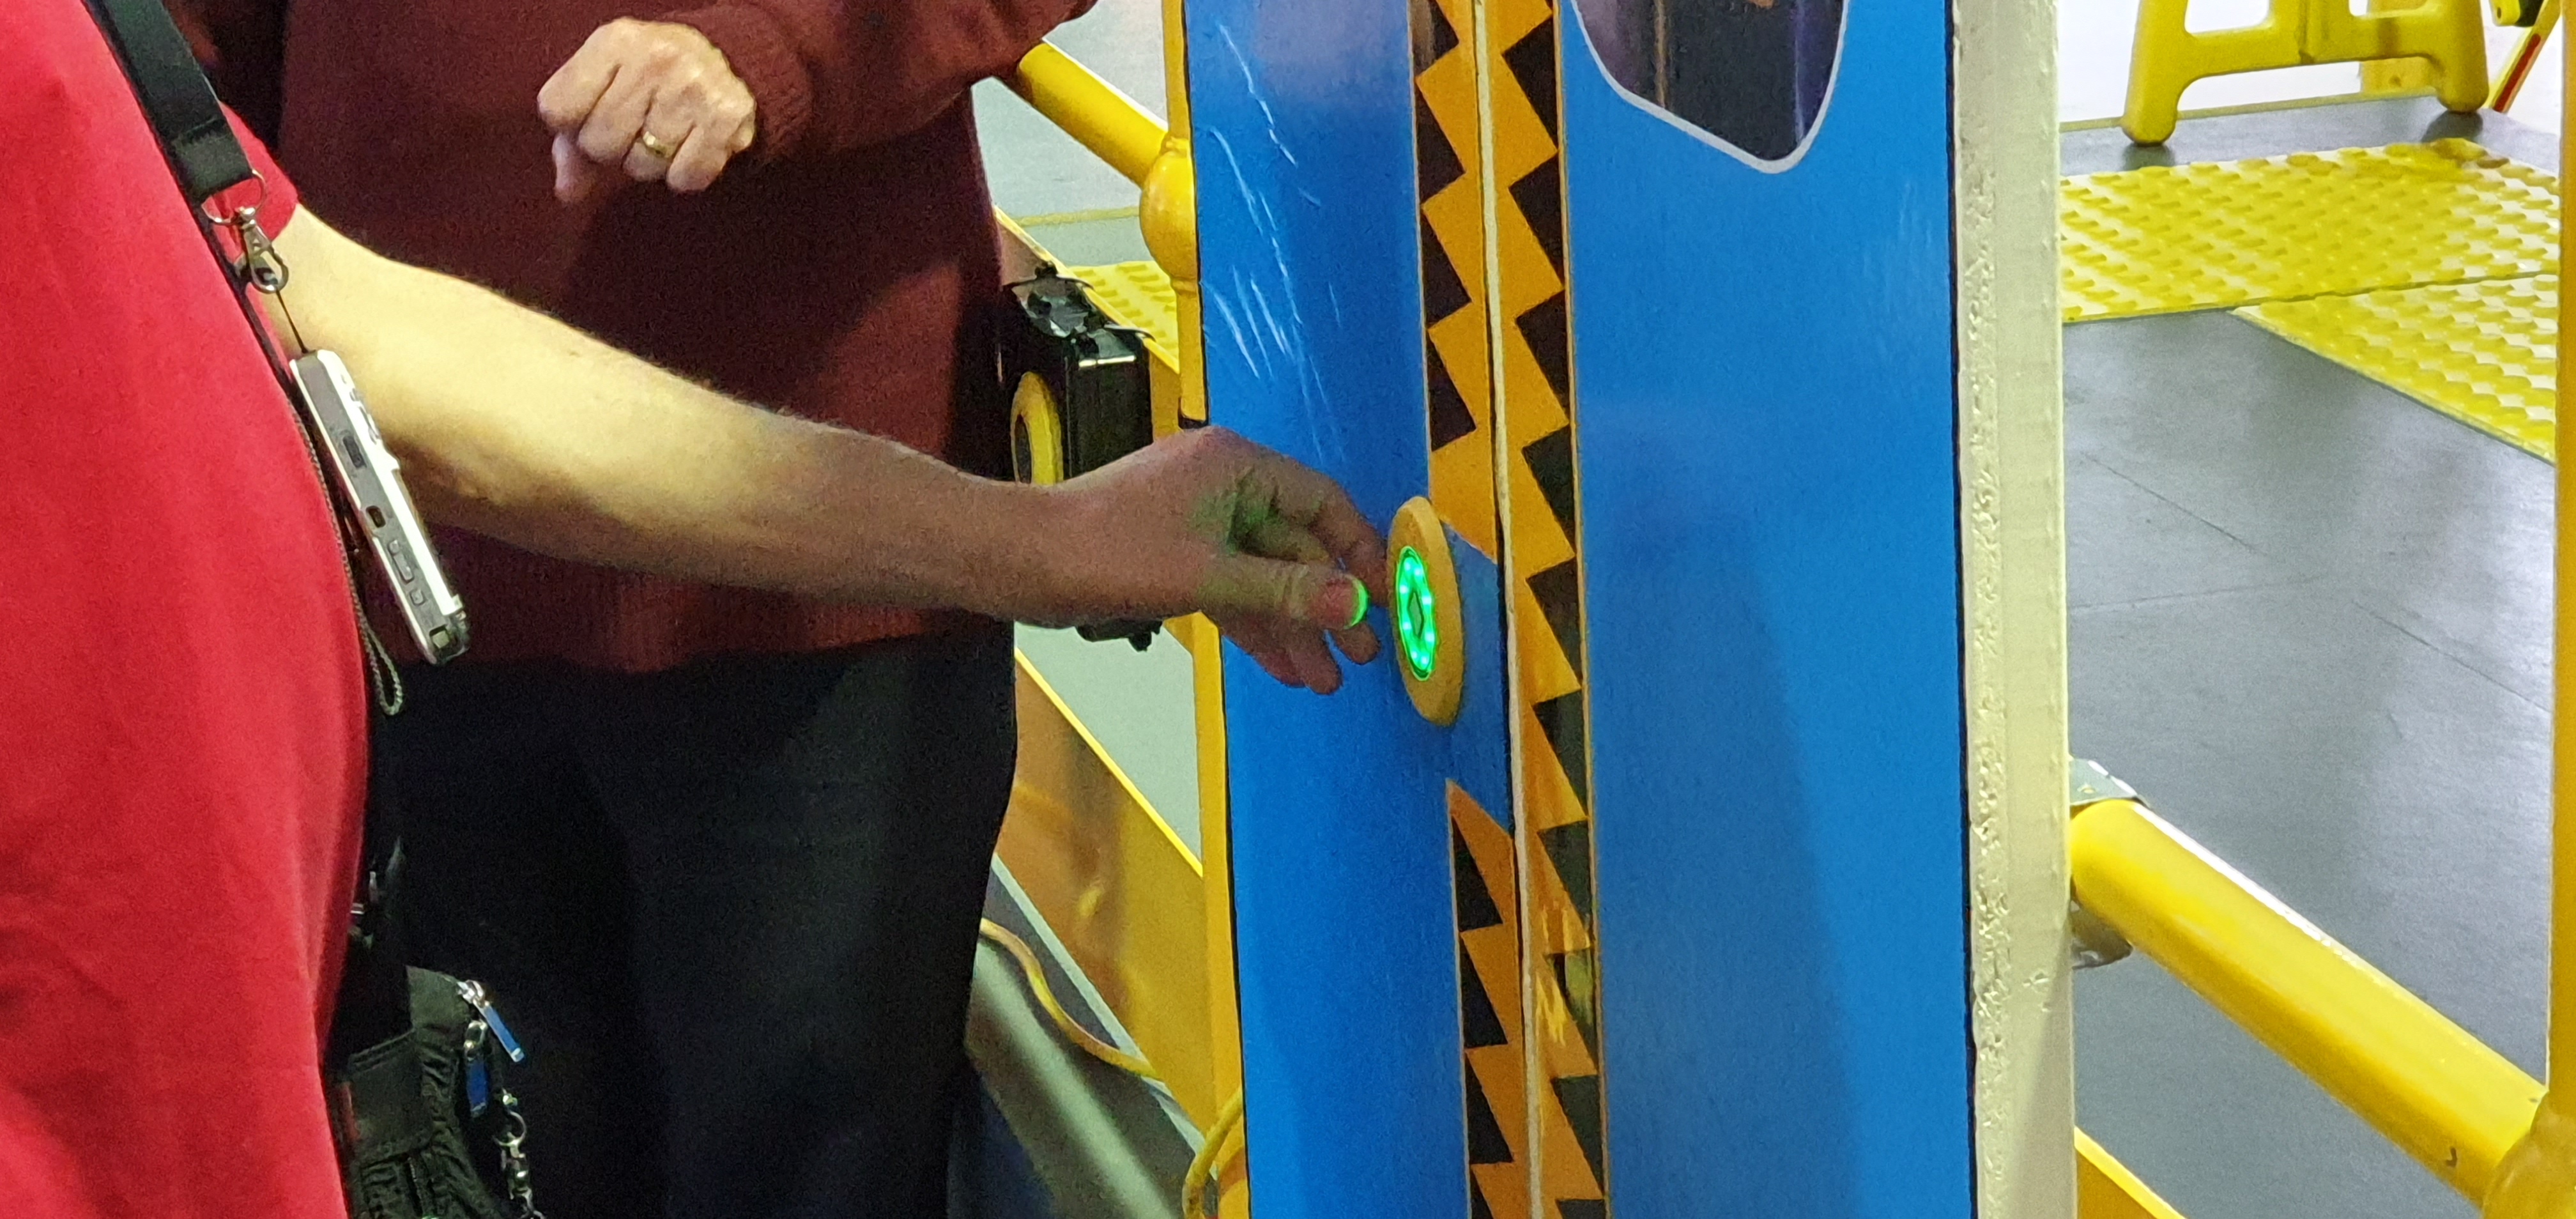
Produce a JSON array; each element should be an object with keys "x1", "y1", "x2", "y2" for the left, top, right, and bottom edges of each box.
[
  {"x1": 1264, "y1": 456, "x2": 1390, "y2": 606},
  {"x1": 537, "y1": 37, "x2": 619, "y2": 132}
]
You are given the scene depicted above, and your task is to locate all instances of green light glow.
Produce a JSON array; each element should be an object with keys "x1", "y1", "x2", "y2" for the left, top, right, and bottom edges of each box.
[{"x1": 1394, "y1": 546, "x2": 1438, "y2": 681}]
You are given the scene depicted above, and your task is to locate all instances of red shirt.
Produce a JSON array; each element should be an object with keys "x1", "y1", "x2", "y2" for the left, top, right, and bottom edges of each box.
[
  {"x1": 0, "y1": 3, "x2": 364, "y2": 1214},
  {"x1": 178, "y1": 0, "x2": 1088, "y2": 672}
]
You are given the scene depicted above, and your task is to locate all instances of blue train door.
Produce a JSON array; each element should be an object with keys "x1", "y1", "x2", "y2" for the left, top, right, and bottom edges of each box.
[{"x1": 1192, "y1": 0, "x2": 1979, "y2": 1213}]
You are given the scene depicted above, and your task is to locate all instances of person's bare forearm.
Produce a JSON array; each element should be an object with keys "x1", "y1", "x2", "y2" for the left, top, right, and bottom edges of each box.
[
  {"x1": 266, "y1": 206, "x2": 1390, "y2": 689},
  {"x1": 271, "y1": 208, "x2": 1066, "y2": 618}
]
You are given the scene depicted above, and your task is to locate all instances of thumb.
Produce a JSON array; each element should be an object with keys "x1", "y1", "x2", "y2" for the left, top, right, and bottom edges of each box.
[
  {"x1": 1199, "y1": 553, "x2": 1367, "y2": 628},
  {"x1": 553, "y1": 133, "x2": 601, "y2": 204}
]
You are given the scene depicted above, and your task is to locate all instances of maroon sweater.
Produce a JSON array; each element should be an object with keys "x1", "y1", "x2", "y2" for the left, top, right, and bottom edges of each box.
[{"x1": 176, "y1": 0, "x2": 1088, "y2": 671}]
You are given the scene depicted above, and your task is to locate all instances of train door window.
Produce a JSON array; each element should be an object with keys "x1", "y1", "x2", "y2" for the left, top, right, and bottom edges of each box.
[{"x1": 1574, "y1": 0, "x2": 1847, "y2": 164}]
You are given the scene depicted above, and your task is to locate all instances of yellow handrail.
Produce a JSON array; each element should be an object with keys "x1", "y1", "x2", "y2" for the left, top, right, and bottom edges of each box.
[
  {"x1": 2069, "y1": 799, "x2": 2543, "y2": 1200},
  {"x1": 1002, "y1": 43, "x2": 1169, "y2": 188}
]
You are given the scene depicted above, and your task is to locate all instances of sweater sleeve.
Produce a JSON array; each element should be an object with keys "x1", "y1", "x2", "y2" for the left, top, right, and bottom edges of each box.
[{"x1": 665, "y1": 0, "x2": 1099, "y2": 161}]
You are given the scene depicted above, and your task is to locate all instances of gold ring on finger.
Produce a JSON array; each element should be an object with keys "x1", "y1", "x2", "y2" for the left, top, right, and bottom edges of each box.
[{"x1": 636, "y1": 130, "x2": 678, "y2": 160}]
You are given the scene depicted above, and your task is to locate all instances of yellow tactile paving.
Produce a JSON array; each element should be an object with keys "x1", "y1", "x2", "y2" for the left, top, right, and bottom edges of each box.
[
  {"x1": 1066, "y1": 261, "x2": 1180, "y2": 358},
  {"x1": 2236, "y1": 275, "x2": 2558, "y2": 461},
  {"x1": 2061, "y1": 140, "x2": 2558, "y2": 322}
]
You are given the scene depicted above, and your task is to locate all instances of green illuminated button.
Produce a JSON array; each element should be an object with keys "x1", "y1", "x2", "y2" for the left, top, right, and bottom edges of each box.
[{"x1": 1394, "y1": 546, "x2": 1439, "y2": 681}]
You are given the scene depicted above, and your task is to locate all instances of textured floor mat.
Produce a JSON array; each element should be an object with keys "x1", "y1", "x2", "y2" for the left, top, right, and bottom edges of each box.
[
  {"x1": 2063, "y1": 140, "x2": 2557, "y2": 322},
  {"x1": 2237, "y1": 275, "x2": 2556, "y2": 461}
]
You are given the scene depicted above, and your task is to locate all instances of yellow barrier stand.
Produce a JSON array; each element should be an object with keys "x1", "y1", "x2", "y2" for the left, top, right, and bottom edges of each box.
[
  {"x1": 2363, "y1": 0, "x2": 2441, "y2": 93},
  {"x1": 2478, "y1": 50, "x2": 2576, "y2": 1218},
  {"x1": 2068, "y1": 799, "x2": 2543, "y2": 1200},
  {"x1": 2123, "y1": 0, "x2": 2488, "y2": 145}
]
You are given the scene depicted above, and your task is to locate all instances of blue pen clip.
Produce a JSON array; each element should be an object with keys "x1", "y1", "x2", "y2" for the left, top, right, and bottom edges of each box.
[{"x1": 457, "y1": 980, "x2": 527, "y2": 1064}]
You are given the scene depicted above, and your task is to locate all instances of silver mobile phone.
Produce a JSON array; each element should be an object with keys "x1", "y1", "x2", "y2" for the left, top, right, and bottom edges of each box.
[{"x1": 288, "y1": 351, "x2": 470, "y2": 663}]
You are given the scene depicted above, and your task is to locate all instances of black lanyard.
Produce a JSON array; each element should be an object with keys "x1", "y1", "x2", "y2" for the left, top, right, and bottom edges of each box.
[{"x1": 86, "y1": 0, "x2": 256, "y2": 208}]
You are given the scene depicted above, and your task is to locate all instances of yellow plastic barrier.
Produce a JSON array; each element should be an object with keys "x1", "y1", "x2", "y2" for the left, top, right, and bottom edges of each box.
[
  {"x1": 2068, "y1": 799, "x2": 2543, "y2": 1200},
  {"x1": 2122, "y1": 0, "x2": 2488, "y2": 145}
]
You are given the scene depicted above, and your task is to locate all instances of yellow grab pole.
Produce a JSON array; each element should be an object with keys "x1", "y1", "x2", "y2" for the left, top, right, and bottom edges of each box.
[
  {"x1": 1002, "y1": 43, "x2": 1168, "y2": 187},
  {"x1": 2069, "y1": 800, "x2": 2543, "y2": 1199},
  {"x1": 1138, "y1": 0, "x2": 1202, "y2": 422},
  {"x1": 2479, "y1": 42, "x2": 2576, "y2": 1218}
]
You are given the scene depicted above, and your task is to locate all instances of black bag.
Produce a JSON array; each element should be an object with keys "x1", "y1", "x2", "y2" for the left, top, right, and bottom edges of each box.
[
  {"x1": 325, "y1": 802, "x2": 540, "y2": 1219},
  {"x1": 327, "y1": 955, "x2": 540, "y2": 1219},
  {"x1": 80, "y1": 2, "x2": 541, "y2": 1215}
]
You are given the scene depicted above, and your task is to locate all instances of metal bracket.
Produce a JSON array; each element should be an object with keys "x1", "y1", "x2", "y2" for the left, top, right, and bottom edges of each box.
[
  {"x1": 2069, "y1": 758, "x2": 2138, "y2": 969},
  {"x1": 2069, "y1": 901, "x2": 2135, "y2": 970},
  {"x1": 2071, "y1": 756, "x2": 2140, "y2": 811}
]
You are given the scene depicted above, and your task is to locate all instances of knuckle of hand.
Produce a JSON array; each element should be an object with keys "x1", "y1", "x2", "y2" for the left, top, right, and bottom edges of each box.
[{"x1": 1274, "y1": 566, "x2": 1318, "y2": 614}]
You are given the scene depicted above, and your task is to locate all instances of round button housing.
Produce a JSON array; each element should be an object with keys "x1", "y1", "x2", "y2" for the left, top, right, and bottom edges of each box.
[{"x1": 1388, "y1": 497, "x2": 1464, "y2": 725}]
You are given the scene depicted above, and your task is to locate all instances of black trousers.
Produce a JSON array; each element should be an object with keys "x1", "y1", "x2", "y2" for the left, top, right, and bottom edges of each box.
[{"x1": 374, "y1": 629, "x2": 1018, "y2": 1219}]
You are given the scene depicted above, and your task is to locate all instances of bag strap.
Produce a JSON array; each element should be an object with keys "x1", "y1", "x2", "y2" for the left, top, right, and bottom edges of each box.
[
  {"x1": 330, "y1": 763, "x2": 417, "y2": 1062},
  {"x1": 82, "y1": 0, "x2": 417, "y2": 1059},
  {"x1": 86, "y1": 0, "x2": 257, "y2": 209}
]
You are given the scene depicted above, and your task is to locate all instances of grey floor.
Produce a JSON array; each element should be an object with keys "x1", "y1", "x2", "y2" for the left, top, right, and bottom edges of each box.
[{"x1": 2067, "y1": 98, "x2": 2553, "y2": 1219}]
